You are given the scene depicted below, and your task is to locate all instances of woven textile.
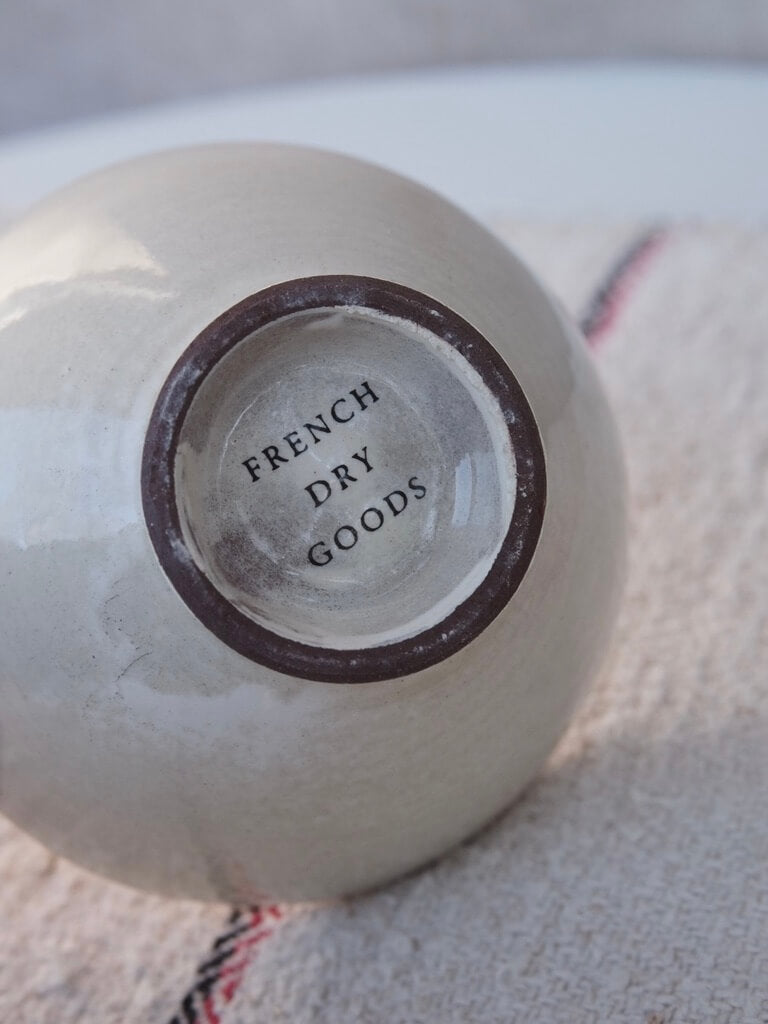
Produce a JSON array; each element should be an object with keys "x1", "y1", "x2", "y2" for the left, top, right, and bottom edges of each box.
[{"x1": 0, "y1": 223, "x2": 766, "y2": 1023}]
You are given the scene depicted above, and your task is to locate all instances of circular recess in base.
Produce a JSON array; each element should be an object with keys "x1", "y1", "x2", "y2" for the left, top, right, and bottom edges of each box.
[{"x1": 142, "y1": 276, "x2": 546, "y2": 682}]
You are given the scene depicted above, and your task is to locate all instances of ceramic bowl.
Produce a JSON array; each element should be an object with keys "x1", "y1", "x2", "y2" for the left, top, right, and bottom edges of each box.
[{"x1": 0, "y1": 144, "x2": 625, "y2": 901}]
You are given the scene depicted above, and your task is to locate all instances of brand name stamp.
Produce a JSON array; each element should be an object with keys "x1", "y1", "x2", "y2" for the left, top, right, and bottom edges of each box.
[{"x1": 239, "y1": 379, "x2": 427, "y2": 566}]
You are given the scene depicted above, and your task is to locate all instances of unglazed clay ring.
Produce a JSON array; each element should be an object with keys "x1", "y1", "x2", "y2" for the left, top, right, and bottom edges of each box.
[{"x1": 142, "y1": 275, "x2": 546, "y2": 683}]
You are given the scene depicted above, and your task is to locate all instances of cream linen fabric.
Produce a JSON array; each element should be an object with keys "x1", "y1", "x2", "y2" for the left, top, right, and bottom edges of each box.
[{"x1": 0, "y1": 223, "x2": 766, "y2": 1023}]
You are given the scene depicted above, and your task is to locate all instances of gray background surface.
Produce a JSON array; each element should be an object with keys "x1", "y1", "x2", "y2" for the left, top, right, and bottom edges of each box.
[{"x1": 2, "y1": 0, "x2": 768, "y2": 136}]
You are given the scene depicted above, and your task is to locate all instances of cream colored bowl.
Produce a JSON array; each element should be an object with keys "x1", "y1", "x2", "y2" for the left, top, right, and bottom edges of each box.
[{"x1": 0, "y1": 144, "x2": 625, "y2": 902}]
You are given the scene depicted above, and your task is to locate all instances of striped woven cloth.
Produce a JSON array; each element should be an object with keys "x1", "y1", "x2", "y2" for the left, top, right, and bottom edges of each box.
[{"x1": 1, "y1": 223, "x2": 766, "y2": 1024}]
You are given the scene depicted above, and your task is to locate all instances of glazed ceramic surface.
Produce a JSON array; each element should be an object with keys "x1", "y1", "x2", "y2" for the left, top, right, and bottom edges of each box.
[{"x1": 0, "y1": 144, "x2": 625, "y2": 902}]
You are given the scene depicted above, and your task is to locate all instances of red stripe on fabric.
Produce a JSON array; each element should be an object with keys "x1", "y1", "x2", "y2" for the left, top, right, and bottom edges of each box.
[
  {"x1": 217, "y1": 928, "x2": 276, "y2": 1003},
  {"x1": 202, "y1": 996, "x2": 221, "y2": 1024},
  {"x1": 167, "y1": 905, "x2": 287, "y2": 1023},
  {"x1": 582, "y1": 230, "x2": 666, "y2": 347}
]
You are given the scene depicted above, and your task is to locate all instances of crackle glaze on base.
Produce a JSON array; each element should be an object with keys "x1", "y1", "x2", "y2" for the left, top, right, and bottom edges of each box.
[{"x1": 0, "y1": 144, "x2": 625, "y2": 902}]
